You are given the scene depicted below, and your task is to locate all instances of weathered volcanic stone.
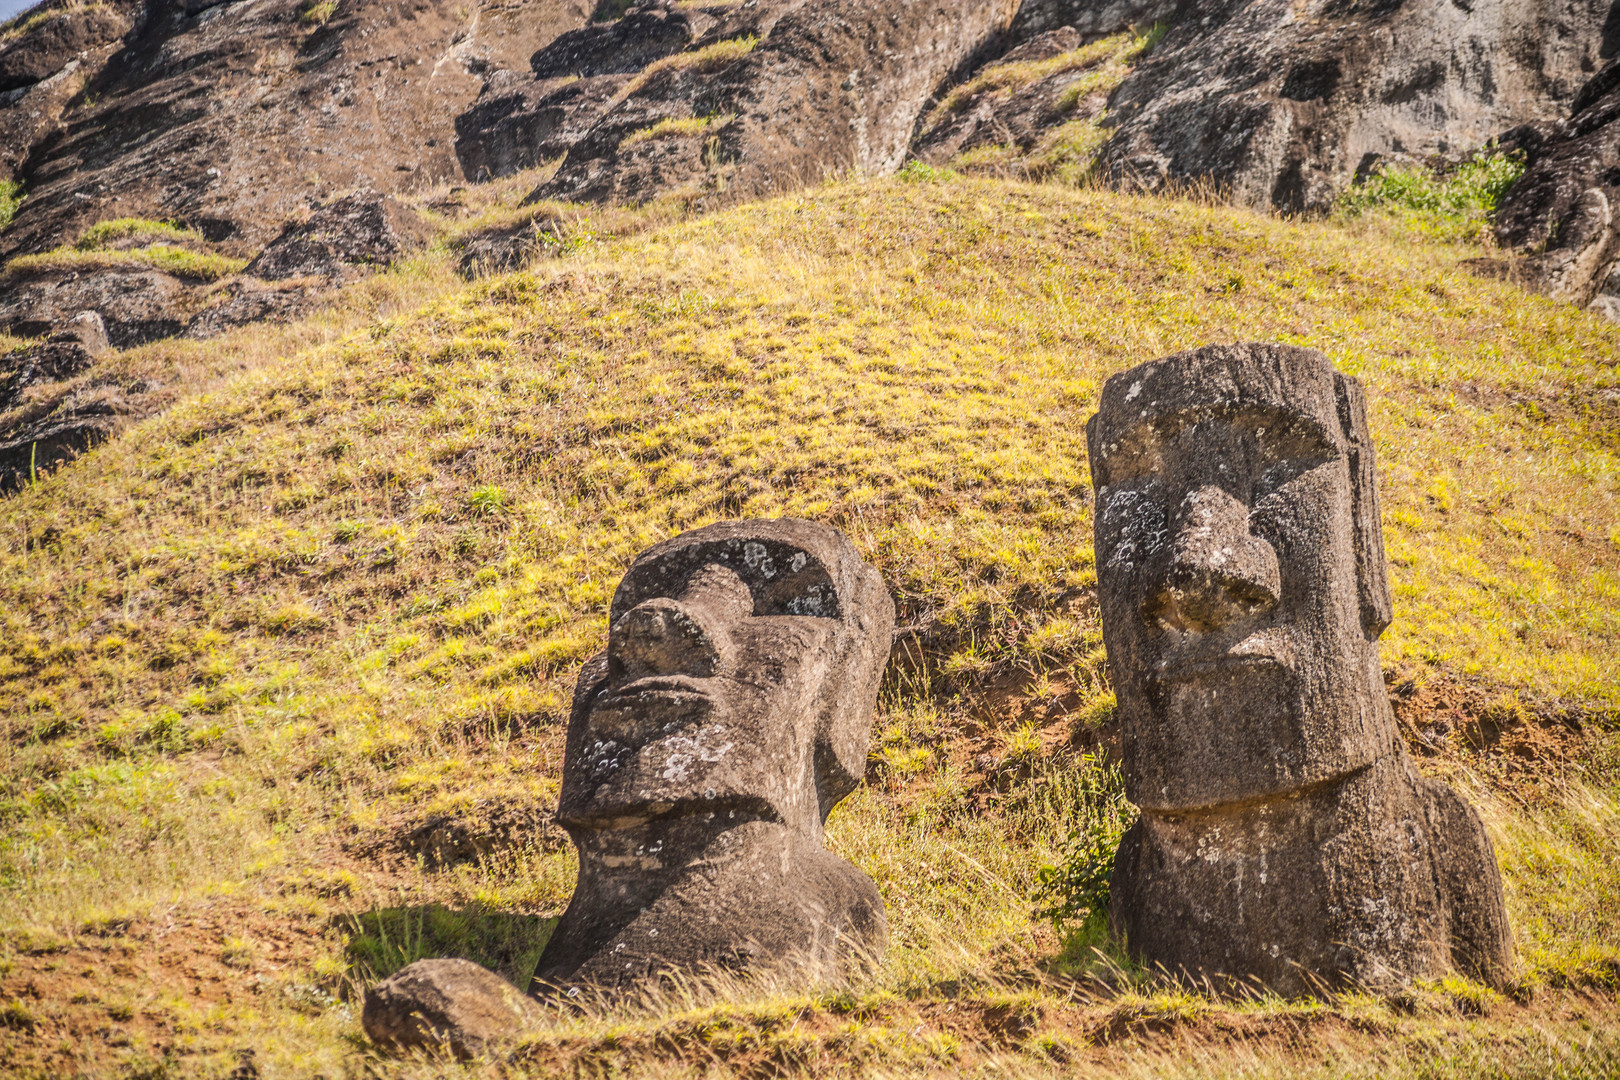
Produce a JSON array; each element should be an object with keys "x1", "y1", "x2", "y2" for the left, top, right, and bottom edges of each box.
[
  {"x1": 1095, "y1": 0, "x2": 1610, "y2": 214},
  {"x1": 243, "y1": 191, "x2": 433, "y2": 283},
  {"x1": 362, "y1": 958, "x2": 539, "y2": 1060},
  {"x1": 1494, "y1": 59, "x2": 1620, "y2": 314},
  {"x1": 1087, "y1": 343, "x2": 1513, "y2": 994},
  {"x1": 524, "y1": 0, "x2": 1024, "y2": 205},
  {"x1": 531, "y1": 519, "x2": 894, "y2": 995}
]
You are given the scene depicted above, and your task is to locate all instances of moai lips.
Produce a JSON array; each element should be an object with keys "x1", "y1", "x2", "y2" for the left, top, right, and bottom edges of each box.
[
  {"x1": 1087, "y1": 343, "x2": 1514, "y2": 994},
  {"x1": 531, "y1": 519, "x2": 894, "y2": 995}
]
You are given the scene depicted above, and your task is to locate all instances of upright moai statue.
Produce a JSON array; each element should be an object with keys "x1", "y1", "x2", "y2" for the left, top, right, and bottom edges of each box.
[
  {"x1": 1086, "y1": 343, "x2": 1514, "y2": 994},
  {"x1": 531, "y1": 519, "x2": 894, "y2": 995}
]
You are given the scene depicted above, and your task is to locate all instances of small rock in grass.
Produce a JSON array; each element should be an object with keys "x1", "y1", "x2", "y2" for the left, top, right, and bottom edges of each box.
[{"x1": 361, "y1": 958, "x2": 538, "y2": 1060}]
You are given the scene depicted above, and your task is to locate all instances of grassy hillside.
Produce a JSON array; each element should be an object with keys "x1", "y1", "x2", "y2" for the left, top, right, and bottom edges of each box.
[{"x1": 1, "y1": 172, "x2": 1618, "y2": 1077}]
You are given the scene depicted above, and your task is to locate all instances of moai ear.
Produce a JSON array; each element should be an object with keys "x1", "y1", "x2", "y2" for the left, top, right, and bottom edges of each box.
[
  {"x1": 814, "y1": 561, "x2": 895, "y2": 821},
  {"x1": 1334, "y1": 373, "x2": 1393, "y2": 640}
]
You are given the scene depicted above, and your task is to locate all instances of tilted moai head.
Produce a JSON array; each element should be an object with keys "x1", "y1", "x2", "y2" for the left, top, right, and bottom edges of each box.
[
  {"x1": 533, "y1": 519, "x2": 894, "y2": 994},
  {"x1": 1088, "y1": 343, "x2": 1514, "y2": 993},
  {"x1": 1086, "y1": 342, "x2": 1396, "y2": 811}
]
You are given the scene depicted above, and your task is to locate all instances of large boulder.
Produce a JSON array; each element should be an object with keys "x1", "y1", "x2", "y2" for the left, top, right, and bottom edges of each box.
[
  {"x1": 0, "y1": 311, "x2": 109, "y2": 412},
  {"x1": 0, "y1": 379, "x2": 149, "y2": 494},
  {"x1": 0, "y1": 3, "x2": 131, "y2": 94},
  {"x1": 183, "y1": 280, "x2": 315, "y2": 340},
  {"x1": 1087, "y1": 343, "x2": 1514, "y2": 993},
  {"x1": 456, "y1": 71, "x2": 635, "y2": 183},
  {"x1": 532, "y1": 519, "x2": 894, "y2": 994},
  {"x1": 0, "y1": 269, "x2": 190, "y2": 347},
  {"x1": 242, "y1": 191, "x2": 433, "y2": 283},
  {"x1": 1494, "y1": 60, "x2": 1620, "y2": 315}
]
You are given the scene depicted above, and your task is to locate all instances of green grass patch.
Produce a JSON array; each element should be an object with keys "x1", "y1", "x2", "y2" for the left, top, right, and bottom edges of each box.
[
  {"x1": 1336, "y1": 151, "x2": 1526, "y2": 244},
  {"x1": 4, "y1": 243, "x2": 245, "y2": 281},
  {"x1": 0, "y1": 180, "x2": 21, "y2": 231},
  {"x1": 300, "y1": 0, "x2": 337, "y2": 24},
  {"x1": 74, "y1": 216, "x2": 200, "y2": 250}
]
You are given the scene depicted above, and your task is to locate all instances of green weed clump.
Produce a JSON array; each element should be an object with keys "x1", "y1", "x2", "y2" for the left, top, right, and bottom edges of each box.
[
  {"x1": 897, "y1": 160, "x2": 959, "y2": 184},
  {"x1": 1032, "y1": 807, "x2": 1133, "y2": 931},
  {"x1": 1336, "y1": 151, "x2": 1526, "y2": 244},
  {"x1": 299, "y1": 0, "x2": 337, "y2": 24},
  {"x1": 0, "y1": 179, "x2": 21, "y2": 231}
]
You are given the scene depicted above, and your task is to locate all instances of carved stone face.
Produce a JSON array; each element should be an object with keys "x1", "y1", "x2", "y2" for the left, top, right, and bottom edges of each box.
[
  {"x1": 557, "y1": 520, "x2": 893, "y2": 844},
  {"x1": 1087, "y1": 344, "x2": 1396, "y2": 812}
]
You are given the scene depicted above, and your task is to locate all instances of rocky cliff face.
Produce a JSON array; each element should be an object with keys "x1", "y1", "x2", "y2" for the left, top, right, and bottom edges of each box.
[
  {"x1": 1095, "y1": 0, "x2": 1611, "y2": 213},
  {"x1": 457, "y1": 0, "x2": 1025, "y2": 206},
  {"x1": 0, "y1": 0, "x2": 588, "y2": 262},
  {"x1": 2, "y1": 0, "x2": 1616, "y2": 489},
  {"x1": 1493, "y1": 58, "x2": 1620, "y2": 315}
]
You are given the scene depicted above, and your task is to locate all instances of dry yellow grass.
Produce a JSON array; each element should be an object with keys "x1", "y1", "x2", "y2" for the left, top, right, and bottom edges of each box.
[{"x1": 0, "y1": 172, "x2": 1617, "y2": 1076}]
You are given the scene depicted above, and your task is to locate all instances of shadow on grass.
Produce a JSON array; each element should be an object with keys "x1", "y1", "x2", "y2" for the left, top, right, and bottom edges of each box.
[{"x1": 341, "y1": 904, "x2": 559, "y2": 988}]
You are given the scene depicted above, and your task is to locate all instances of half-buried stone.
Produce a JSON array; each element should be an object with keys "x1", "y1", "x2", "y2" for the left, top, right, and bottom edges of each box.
[
  {"x1": 1086, "y1": 342, "x2": 1515, "y2": 994},
  {"x1": 531, "y1": 518, "x2": 894, "y2": 995}
]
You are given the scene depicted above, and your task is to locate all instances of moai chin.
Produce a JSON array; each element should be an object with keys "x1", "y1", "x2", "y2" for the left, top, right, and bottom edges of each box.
[
  {"x1": 1086, "y1": 343, "x2": 1514, "y2": 994},
  {"x1": 531, "y1": 519, "x2": 894, "y2": 995}
]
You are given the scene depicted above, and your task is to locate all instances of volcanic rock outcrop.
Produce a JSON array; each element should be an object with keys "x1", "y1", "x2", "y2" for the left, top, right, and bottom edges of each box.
[
  {"x1": 1494, "y1": 58, "x2": 1620, "y2": 316},
  {"x1": 463, "y1": 0, "x2": 1026, "y2": 206},
  {"x1": 0, "y1": 0, "x2": 587, "y2": 263},
  {"x1": 1087, "y1": 342, "x2": 1514, "y2": 994},
  {"x1": 1095, "y1": 0, "x2": 1612, "y2": 213},
  {"x1": 532, "y1": 518, "x2": 893, "y2": 994},
  {"x1": 0, "y1": 309, "x2": 136, "y2": 492}
]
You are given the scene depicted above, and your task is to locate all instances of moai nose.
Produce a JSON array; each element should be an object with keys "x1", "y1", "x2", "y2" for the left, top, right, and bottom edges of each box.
[
  {"x1": 609, "y1": 564, "x2": 752, "y2": 681},
  {"x1": 1152, "y1": 485, "x2": 1281, "y2": 633}
]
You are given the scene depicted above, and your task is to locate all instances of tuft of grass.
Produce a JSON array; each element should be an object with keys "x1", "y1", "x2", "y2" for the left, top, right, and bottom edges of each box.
[
  {"x1": 464, "y1": 483, "x2": 509, "y2": 515},
  {"x1": 618, "y1": 36, "x2": 758, "y2": 101},
  {"x1": 300, "y1": 0, "x2": 337, "y2": 24},
  {"x1": 931, "y1": 26, "x2": 1160, "y2": 129},
  {"x1": 1336, "y1": 151, "x2": 1526, "y2": 244},
  {"x1": 934, "y1": 31, "x2": 1138, "y2": 117},
  {"x1": 897, "y1": 160, "x2": 958, "y2": 184},
  {"x1": 74, "y1": 217, "x2": 200, "y2": 250},
  {"x1": 644, "y1": 35, "x2": 757, "y2": 79},
  {"x1": 3, "y1": 243, "x2": 247, "y2": 281},
  {"x1": 620, "y1": 113, "x2": 735, "y2": 149},
  {"x1": 0, "y1": 999, "x2": 37, "y2": 1032},
  {"x1": 0, "y1": 179, "x2": 21, "y2": 231}
]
